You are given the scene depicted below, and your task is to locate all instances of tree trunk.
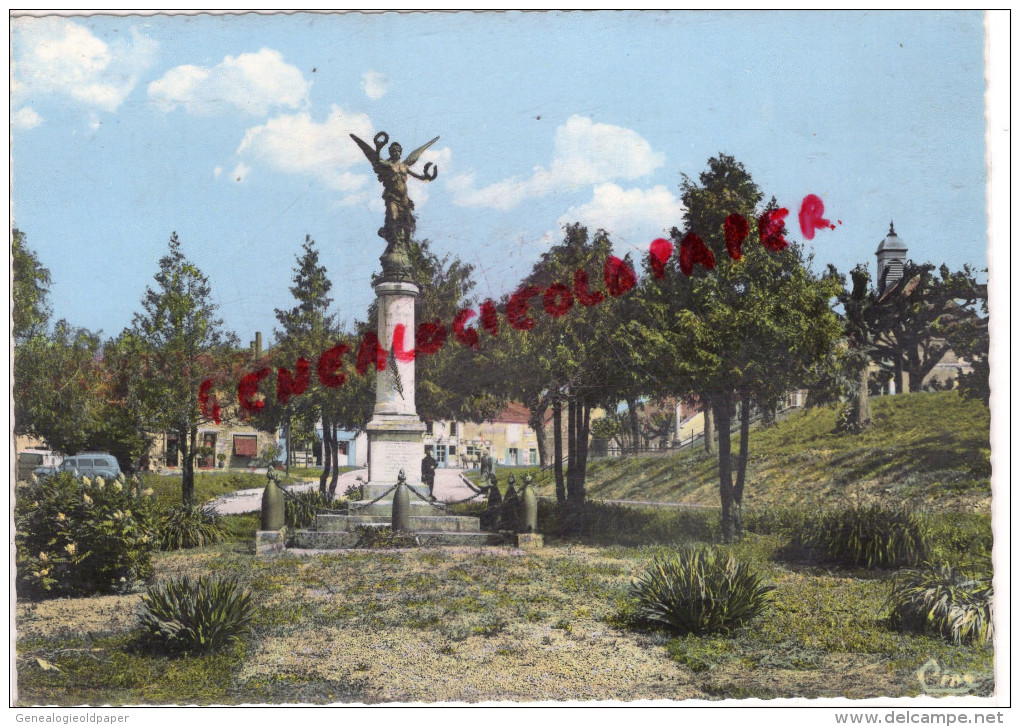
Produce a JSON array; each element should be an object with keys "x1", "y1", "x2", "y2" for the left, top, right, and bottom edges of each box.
[
  {"x1": 285, "y1": 411, "x2": 292, "y2": 477},
  {"x1": 855, "y1": 364, "x2": 871, "y2": 429},
  {"x1": 319, "y1": 413, "x2": 331, "y2": 494},
  {"x1": 894, "y1": 354, "x2": 909, "y2": 395},
  {"x1": 626, "y1": 398, "x2": 640, "y2": 453},
  {"x1": 182, "y1": 426, "x2": 197, "y2": 505},
  {"x1": 733, "y1": 391, "x2": 752, "y2": 538},
  {"x1": 566, "y1": 398, "x2": 577, "y2": 499},
  {"x1": 703, "y1": 402, "x2": 715, "y2": 454},
  {"x1": 553, "y1": 400, "x2": 565, "y2": 506},
  {"x1": 714, "y1": 397, "x2": 735, "y2": 542},
  {"x1": 528, "y1": 402, "x2": 548, "y2": 467},
  {"x1": 329, "y1": 423, "x2": 341, "y2": 496},
  {"x1": 578, "y1": 404, "x2": 591, "y2": 495}
]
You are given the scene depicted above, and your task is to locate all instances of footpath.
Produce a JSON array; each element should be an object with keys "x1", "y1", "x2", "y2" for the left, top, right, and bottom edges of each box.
[{"x1": 208, "y1": 467, "x2": 484, "y2": 516}]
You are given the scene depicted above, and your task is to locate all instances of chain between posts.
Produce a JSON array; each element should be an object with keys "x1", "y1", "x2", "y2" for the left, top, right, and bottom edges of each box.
[
  {"x1": 406, "y1": 483, "x2": 485, "y2": 511},
  {"x1": 348, "y1": 483, "x2": 400, "y2": 511}
]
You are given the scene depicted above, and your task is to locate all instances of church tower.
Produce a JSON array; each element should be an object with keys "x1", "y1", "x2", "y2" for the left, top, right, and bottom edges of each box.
[{"x1": 875, "y1": 221, "x2": 908, "y2": 293}]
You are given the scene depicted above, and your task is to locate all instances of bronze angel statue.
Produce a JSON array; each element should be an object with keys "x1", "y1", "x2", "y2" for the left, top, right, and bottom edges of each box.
[{"x1": 350, "y1": 131, "x2": 439, "y2": 252}]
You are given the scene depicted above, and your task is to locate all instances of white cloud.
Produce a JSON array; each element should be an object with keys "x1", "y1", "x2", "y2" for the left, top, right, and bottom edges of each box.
[
  {"x1": 213, "y1": 166, "x2": 223, "y2": 179},
  {"x1": 450, "y1": 115, "x2": 664, "y2": 209},
  {"x1": 557, "y1": 183, "x2": 685, "y2": 245},
  {"x1": 148, "y1": 48, "x2": 309, "y2": 116},
  {"x1": 12, "y1": 106, "x2": 42, "y2": 129},
  {"x1": 231, "y1": 162, "x2": 251, "y2": 183},
  {"x1": 361, "y1": 70, "x2": 388, "y2": 100},
  {"x1": 12, "y1": 18, "x2": 156, "y2": 113},
  {"x1": 234, "y1": 105, "x2": 374, "y2": 192}
]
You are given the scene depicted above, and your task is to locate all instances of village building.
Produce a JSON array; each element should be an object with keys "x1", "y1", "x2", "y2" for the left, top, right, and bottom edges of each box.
[{"x1": 425, "y1": 402, "x2": 541, "y2": 469}]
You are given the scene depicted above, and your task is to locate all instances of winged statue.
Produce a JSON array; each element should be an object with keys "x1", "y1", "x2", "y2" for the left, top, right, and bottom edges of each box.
[{"x1": 350, "y1": 131, "x2": 440, "y2": 269}]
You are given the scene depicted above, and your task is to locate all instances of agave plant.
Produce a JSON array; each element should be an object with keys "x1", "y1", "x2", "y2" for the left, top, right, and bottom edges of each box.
[
  {"x1": 138, "y1": 575, "x2": 256, "y2": 654},
  {"x1": 629, "y1": 545, "x2": 773, "y2": 634},
  {"x1": 156, "y1": 503, "x2": 228, "y2": 550},
  {"x1": 888, "y1": 563, "x2": 993, "y2": 645}
]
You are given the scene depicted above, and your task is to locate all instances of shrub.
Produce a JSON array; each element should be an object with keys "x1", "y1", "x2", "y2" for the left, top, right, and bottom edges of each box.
[
  {"x1": 786, "y1": 505, "x2": 930, "y2": 568},
  {"x1": 538, "y1": 500, "x2": 717, "y2": 545},
  {"x1": 157, "y1": 504, "x2": 228, "y2": 550},
  {"x1": 285, "y1": 489, "x2": 337, "y2": 529},
  {"x1": 137, "y1": 575, "x2": 256, "y2": 655},
  {"x1": 888, "y1": 563, "x2": 993, "y2": 644},
  {"x1": 15, "y1": 472, "x2": 157, "y2": 599},
  {"x1": 628, "y1": 545, "x2": 773, "y2": 634},
  {"x1": 925, "y1": 512, "x2": 993, "y2": 563}
]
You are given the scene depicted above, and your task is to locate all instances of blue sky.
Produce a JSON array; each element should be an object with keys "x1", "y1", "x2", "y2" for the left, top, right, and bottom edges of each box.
[{"x1": 11, "y1": 10, "x2": 991, "y2": 342}]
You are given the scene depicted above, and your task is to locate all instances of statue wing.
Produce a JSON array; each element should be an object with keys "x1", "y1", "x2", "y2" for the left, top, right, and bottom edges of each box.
[
  {"x1": 350, "y1": 133, "x2": 379, "y2": 162},
  {"x1": 403, "y1": 136, "x2": 440, "y2": 167}
]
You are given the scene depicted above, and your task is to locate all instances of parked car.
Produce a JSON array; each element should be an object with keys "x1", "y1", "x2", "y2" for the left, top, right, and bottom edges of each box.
[
  {"x1": 16, "y1": 449, "x2": 62, "y2": 482},
  {"x1": 35, "y1": 452, "x2": 122, "y2": 480}
]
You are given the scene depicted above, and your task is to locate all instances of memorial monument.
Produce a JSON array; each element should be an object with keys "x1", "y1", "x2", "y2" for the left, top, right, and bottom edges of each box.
[{"x1": 287, "y1": 130, "x2": 500, "y2": 548}]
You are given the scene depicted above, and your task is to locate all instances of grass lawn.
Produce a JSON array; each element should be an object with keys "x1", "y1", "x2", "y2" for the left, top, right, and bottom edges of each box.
[
  {"x1": 284, "y1": 466, "x2": 356, "y2": 480},
  {"x1": 526, "y1": 392, "x2": 990, "y2": 512},
  {"x1": 13, "y1": 393, "x2": 994, "y2": 704},
  {"x1": 140, "y1": 471, "x2": 311, "y2": 509},
  {"x1": 14, "y1": 518, "x2": 993, "y2": 704}
]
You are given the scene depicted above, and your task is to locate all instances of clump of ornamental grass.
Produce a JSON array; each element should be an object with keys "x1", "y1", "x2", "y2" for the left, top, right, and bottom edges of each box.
[
  {"x1": 628, "y1": 545, "x2": 773, "y2": 634},
  {"x1": 888, "y1": 563, "x2": 993, "y2": 645},
  {"x1": 137, "y1": 575, "x2": 256, "y2": 655},
  {"x1": 156, "y1": 503, "x2": 228, "y2": 550},
  {"x1": 788, "y1": 505, "x2": 931, "y2": 569},
  {"x1": 285, "y1": 489, "x2": 338, "y2": 529}
]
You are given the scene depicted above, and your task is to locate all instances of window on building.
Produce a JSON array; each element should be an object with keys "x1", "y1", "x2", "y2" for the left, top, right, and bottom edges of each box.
[
  {"x1": 233, "y1": 434, "x2": 258, "y2": 458},
  {"x1": 529, "y1": 449, "x2": 538, "y2": 465},
  {"x1": 449, "y1": 421, "x2": 458, "y2": 436},
  {"x1": 425, "y1": 421, "x2": 434, "y2": 435}
]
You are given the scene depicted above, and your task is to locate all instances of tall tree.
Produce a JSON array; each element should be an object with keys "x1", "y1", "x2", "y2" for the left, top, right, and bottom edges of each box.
[
  {"x1": 261, "y1": 235, "x2": 375, "y2": 495},
  {"x1": 494, "y1": 224, "x2": 639, "y2": 517},
  {"x1": 12, "y1": 227, "x2": 52, "y2": 344},
  {"x1": 867, "y1": 262, "x2": 984, "y2": 393},
  {"x1": 14, "y1": 321, "x2": 147, "y2": 466},
  {"x1": 634, "y1": 155, "x2": 841, "y2": 540},
  {"x1": 129, "y1": 232, "x2": 238, "y2": 504},
  {"x1": 405, "y1": 238, "x2": 503, "y2": 425}
]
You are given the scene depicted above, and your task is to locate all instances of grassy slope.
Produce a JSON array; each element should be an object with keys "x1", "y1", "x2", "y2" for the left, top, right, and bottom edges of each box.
[{"x1": 533, "y1": 392, "x2": 991, "y2": 512}]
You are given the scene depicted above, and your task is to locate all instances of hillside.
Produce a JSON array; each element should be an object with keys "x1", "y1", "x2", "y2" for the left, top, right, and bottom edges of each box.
[{"x1": 533, "y1": 391, "x2": 992, "y2": 512}]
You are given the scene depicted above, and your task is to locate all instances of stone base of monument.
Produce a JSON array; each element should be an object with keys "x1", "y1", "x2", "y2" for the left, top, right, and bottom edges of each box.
[
  {"x1": 287, "y1": 482, "x2": 509, "y2": 549},
  {"x1": 515, "y1": 532, "x2": 544, "y2": 550}
]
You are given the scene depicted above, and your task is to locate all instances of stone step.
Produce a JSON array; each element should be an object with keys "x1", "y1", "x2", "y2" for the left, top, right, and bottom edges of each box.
[
  {"x1": 316, "y1": 513, "x2": 481, "y2": 533},
  {"x1": 289, "y1": 529, "x2": 507, "y2": 549}
]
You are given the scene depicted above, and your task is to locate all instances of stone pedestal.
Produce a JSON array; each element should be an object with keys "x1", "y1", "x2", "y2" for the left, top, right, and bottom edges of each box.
[
  {"x1": 367, "y1": 280, "x2": 426, "y2": 487},
  {"x1": 516, "y1": 533, "x2": 544, "y2": 550},
  {"x1": 255, "y1": 529, "x2": 287, "y2": 557}
]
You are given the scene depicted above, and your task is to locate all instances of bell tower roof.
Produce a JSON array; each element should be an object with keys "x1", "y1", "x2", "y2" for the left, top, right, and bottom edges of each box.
[{"x1": 876, "y1": 221, "x2": 908, "y2": 255}]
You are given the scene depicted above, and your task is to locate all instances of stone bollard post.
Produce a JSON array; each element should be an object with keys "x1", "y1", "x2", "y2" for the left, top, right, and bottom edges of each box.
[
  {"x1": 391, "y1": 469, "x2": 411, "y2": 532},
  {"x1": 520, "y1": 474, "x2": 538, "y2": 533},
  {"x1": 261, "y1": 473, "x2": 285, "y2": 531},
  {"x1": 501, "y1": 474, "x2": 520, "y2": 532}
]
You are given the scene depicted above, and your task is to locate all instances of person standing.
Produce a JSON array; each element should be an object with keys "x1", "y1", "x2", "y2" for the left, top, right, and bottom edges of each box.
[{"x1": 422, "y1": 448, "x2": 438, "y2": 498}]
